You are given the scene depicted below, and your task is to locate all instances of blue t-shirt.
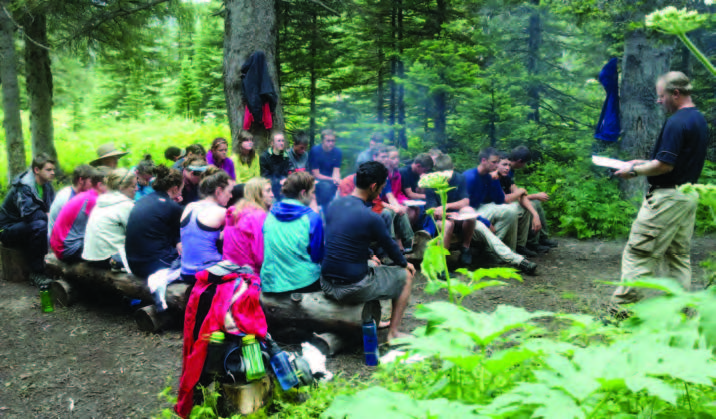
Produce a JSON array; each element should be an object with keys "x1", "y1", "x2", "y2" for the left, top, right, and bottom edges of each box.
[
  {"x1": 322, "y1": 196, "x2": 406, "y2": 285},
  {"x1": 648, "y1": 107, "x2": 708, "y2": 187},
  {"x1": 309, "y1": 145, "x2": 342, "y2": 177},
  {"x1": 463, "y1": 168, "x2": 505, "y2": 210}
]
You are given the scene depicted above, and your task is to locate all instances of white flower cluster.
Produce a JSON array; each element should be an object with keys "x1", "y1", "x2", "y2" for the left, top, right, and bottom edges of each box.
[{"x1": 645, "y1": 6, "x2": 707, "y2": 35}]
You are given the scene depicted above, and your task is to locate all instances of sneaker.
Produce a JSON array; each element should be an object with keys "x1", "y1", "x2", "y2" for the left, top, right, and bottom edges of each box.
[
  {"x1": 459, "y1": 246, "x2": 472, "y2": 266},
  {"x1": 516, "y1": 245, "x2": 538, "y2": 258},
  {"x1": 526, "y1": 243, "x2": 550, "y2": 254},
  {"x1": 539, "y1": 237, "x2": 558, "y2": 248},
  {"x1": 29, "y1": 272, "x2": 52, "y2": 288},
  {"x1": 517, "y1": 259, "x2": 537, "y2": 276}
]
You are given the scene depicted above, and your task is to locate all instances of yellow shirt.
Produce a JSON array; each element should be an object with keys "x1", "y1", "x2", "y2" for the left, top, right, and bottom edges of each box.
[{"x1": 234, "y1": 153, "x2": 260, "y2": 184}]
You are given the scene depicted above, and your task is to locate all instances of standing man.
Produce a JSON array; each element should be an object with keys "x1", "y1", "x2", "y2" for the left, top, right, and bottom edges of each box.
[
  {"x1": 309, "y1": 129, "x2": 343, "y2": 209},
  {"x1": 0, "y1": 153, "x2": 56, "y2": 285},
  {"x1": 321, "y1": 161, "x2": 415, "y2": 343},
  {"x1": 610, "y1": 71, "x2": 708, "y2": 309}
]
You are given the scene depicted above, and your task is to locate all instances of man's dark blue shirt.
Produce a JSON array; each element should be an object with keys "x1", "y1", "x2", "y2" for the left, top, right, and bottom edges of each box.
[{"x1": 322, "y1": 195, "x2": 407, "y2": 285}]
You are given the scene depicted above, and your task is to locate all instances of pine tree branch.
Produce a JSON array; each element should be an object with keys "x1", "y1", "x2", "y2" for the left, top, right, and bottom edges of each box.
[
  {"x1": 1, "y1": 4, "x2": 50, "y2": 50},
  {"x1": 59, "y1": 0, "x2": 170, "y2": 45}
]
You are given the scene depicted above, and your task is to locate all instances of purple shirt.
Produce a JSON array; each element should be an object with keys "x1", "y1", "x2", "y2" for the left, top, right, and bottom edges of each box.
[{"x1": 206, "y1": 152, "x2": 236, "y2": 180}]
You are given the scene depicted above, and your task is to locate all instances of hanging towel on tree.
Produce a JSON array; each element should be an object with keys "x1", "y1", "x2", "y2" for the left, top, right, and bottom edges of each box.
[
  {"x1": 594, "y1": 57, "x2": 620, "y2": 142},
  {"x1": 241, "y1": 50, "x2": 278, "y2": 130}
]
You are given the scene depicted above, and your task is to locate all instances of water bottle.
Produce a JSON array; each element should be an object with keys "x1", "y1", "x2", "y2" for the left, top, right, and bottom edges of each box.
[
  {"x1": 39, "y1": 285, "x2": 54, "y2": 313},
  {"x1": 362, "y1": 319, "x2": 379, "y2": 366},
  {"x1": 203, "y1": 331, "x2": 225, "y2": 377},
  {"x1": 267, "y1": 341, "x2": 299, "y2": 390},
  {"x1": 242, "y1": 334, "x2": 266, "y2": 381}
]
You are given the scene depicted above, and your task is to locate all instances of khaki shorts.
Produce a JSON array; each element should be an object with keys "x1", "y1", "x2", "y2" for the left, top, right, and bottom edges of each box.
[{"x1": 321, "y1": 265, "x2": 407, "y2": 303}]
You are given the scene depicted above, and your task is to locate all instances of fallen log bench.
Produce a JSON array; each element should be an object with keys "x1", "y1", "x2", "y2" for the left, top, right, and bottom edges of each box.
[
  {"x1": 261, "y1": 292, "x2": 391, "y2": 356},
  {"x1": 44, "y1": 254, "x2": 189, "y2": 332},
  {"x1": 0, "y1": 244, "x2": 31, "y2": 283}
]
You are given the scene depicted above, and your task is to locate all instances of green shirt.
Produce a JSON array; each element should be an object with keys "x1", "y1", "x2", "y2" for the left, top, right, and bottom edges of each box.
[{"x1": 234, "y1": 154, "x2": 260, "y2": 184}]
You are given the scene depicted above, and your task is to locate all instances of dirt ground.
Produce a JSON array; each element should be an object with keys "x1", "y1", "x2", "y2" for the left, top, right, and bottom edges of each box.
[{"x1": 1, "y1": 236, "x2": 714, "y2": 418}]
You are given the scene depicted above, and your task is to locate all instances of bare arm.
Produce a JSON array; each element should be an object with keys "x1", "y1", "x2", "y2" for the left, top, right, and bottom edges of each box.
[
  {"x1": 404, "y1": 187, "x2": 426, "y2": 200},
  {"x1": 615, "y1": 159, "x2": 673, "y2": 179},
  {"x1": 312, "y1": 168, "x2": 334, "y2": 182},
  {"x1": 504, "y1": 185, "x2": 526, "y2": 204},
  {"x1": 519, "y1": 194, "x2": 541, "y2": 231}
]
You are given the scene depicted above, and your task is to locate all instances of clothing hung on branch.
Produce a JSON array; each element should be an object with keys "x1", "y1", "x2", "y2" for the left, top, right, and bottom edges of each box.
[{"x1": 241, "y1": 50, "x2": 278, "y2": 130}]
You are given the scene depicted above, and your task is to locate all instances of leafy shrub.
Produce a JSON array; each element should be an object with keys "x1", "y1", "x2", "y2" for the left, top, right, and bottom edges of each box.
[{"x1": 525, "y1": 158, "x2": 638, "y2": 239}]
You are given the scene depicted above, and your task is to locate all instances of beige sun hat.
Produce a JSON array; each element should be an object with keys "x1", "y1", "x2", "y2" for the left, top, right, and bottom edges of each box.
[{"x1": 90, "y1": 143, "x2": 129, "y2": 166}]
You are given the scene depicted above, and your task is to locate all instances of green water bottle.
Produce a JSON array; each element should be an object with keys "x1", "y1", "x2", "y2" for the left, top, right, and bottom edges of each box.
[
  {"x1": 242, "y1": 334, "x2": 266, "y2": 382},
  {"x1": 39, "y1": 285, "x2": 54, "y2": 313}
]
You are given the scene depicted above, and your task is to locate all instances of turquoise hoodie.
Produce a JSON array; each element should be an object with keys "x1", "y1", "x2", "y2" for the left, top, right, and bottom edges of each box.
[{"x1": 261, "y1": 199, "x2": 324, "y2": 293}]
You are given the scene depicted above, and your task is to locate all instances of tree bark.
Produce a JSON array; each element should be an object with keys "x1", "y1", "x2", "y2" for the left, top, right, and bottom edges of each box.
[
  {"x1": 0, "y1": 0, "x2": 26, "y2": 180},
  {"x1": 619, "y1": 29, "x2": 673, "y2": 201},
  {"x1": 224, "y1": 0, "x2": 284, "y2": 154},
  {"x1": 22, "y1": 12, "x2": 59, "y2": 170},
  {"x1": 309, "y1": 11, "x2": 317, "y2": 148},
  {"x1": 396, "y1": 0, "x2": 406, "y2": 148},
  {"x1": 526, "y1": 0, "x2": 541, "y2": 124}
]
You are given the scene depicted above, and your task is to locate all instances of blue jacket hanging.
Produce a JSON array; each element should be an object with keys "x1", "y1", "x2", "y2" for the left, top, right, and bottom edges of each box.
[{"x1": 594, "y1": 58, "x2": 620, "y2": 142}]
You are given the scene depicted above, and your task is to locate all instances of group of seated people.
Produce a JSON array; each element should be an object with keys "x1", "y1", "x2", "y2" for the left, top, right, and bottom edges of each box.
[{"x1": 0, "y1": 131, "x2": 556, "y2": 342}]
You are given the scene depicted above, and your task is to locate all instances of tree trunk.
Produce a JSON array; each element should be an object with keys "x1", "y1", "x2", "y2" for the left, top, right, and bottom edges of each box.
[
  {"x1": 433, "y1": 90, "x2": 447, "y2": 149},
  {"x1": 309, "y1": 11, "x2": 317, "y2": 148},
  {"x1": 397, "y1": 0, "x2": 406, "y2": 148},
  {"x1": 376, "y1": 47, "x2": 384, "y2": 124},
  {"x1": 619, "y1": 29, "x2": 673, "y2": 201},
  {"x1": 0, "y1": 0, "x2": 26, "y2": 180},
  {"x1": 23, "y1": 12, "x2": 59, "y2": 170},
  {"x1": 389, "y1": 0, "x2": 397, "y2": 144},
  {"x1": 224, "y1": 0, "x2": 284, "y2": 154},
  {"x1": 526, "y1": 0, "x2": 541, "y2": 124}
]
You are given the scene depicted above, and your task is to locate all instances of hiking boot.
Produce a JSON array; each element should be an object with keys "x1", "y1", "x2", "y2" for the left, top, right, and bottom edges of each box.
[
  {"x1": 605, "y1": 301, "x2": 632, "y2": 320},
  {"x1": 407, "y1": 230, "x2": 431, "y2": 261},
  {"x1": 526, "y1": 243, "x2": 550, "y2": 254},
  {"x1": 517, "y1": 259, "x2": 537, "y2": 276},
  {"x1": 539, "y1": 237, "x2": 558, "y2": 248},
  {"x1": 29, "y1": 272, "x2": 52, "y2": 288},
  {"x1": 516, "y1": 245, "x2": 538, "y2": 258},
  {"x1": 459, "y1": 246, "x2": 472, "y2": 266}
]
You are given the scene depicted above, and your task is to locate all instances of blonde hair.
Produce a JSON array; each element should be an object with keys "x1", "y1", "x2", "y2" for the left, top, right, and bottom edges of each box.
[
  {"x1": 659, "y1": 71, "x2": 692, "y2": 95},
  {"x1": 106, "y1": 168, "x2": 136, "y2": 191},
  {"x1": 235, "y1": 177, "x2": 271, "y2": 212}
]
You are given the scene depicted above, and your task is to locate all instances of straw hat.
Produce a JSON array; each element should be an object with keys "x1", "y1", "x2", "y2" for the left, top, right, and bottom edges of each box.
[{"x1": 91, "y1": 143, "x2": 129, "y2": 166}]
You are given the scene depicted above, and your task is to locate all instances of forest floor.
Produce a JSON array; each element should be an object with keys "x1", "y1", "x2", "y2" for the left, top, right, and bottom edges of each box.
[{"x1": 1, "y1": 235, "x2": 715, "y2": 418}]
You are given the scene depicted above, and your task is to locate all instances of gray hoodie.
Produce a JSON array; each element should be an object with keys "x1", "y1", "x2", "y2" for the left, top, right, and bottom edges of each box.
[{"x1": 82, "y1": 191, "x2": 135, "y2": 261}]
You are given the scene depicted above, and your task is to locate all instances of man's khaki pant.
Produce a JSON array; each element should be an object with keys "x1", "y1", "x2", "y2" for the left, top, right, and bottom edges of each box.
[
  {"x1": 471, "y1": 221, "x2": 524, "y2": 266},
  {"x1": 509, "y1": 202, "x2": 532, "y2": 247},
  {"x1": 476, "y1": 203, "x2": 519, "y2": 250},
  {"x1": 612, "y1": 188, "x2": 699, "y2": 304}
]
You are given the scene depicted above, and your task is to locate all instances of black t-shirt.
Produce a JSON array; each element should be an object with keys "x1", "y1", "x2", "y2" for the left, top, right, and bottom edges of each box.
[
  {"x1": 125, "y1": 191, "x2": 183, "y2": 265},
  {"x1": 425, "y1": 172, "x2": 468, "y2": 209},
  {"x1": 399, "y1": 165, "x2": 419, "y2": 193},
  {"x1": 499, "y1": 175, "x2": 514, "y2": 195},
  {"x1": 322, "y1": 196, "x2": 407, "y2": 285},
  {"x1": 648, "y1": 107, "x2": 708, "y2": 186}
]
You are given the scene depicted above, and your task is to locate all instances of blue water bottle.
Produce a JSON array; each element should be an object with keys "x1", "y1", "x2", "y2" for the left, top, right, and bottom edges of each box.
[{"x1": 362, "y1": 319, "x2": 379, "y2": 366}]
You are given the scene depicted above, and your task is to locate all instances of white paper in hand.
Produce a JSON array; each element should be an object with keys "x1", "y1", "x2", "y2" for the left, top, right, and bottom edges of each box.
[{"x1": 592, "y1": 155, "x2": 629, "y2": 171}]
